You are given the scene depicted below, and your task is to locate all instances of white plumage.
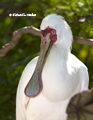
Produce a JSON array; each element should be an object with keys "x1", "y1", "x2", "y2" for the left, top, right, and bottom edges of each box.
[{"x1": 16, "y1": 14, "x2": 89, "y2": 120}]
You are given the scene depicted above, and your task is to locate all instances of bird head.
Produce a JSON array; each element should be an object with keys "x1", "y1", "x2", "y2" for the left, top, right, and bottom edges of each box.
[
  {"x1": 24, "y1": 14, "x2": 73, "y2": 97},
  {"x1": 40, "y1": 14, "x2": 73, "y2": 51}
]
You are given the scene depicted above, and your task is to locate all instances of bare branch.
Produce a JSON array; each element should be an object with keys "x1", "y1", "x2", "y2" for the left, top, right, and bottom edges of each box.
[
  {"x1": 0, "y1": 26, "x2": 40, "y2": 57},
  {"x1": 73, "y1": 37, "x2": 93, "y2": 46},
  {"x1": 0, "y1": 26, "x2": 93, "y2": 57}
]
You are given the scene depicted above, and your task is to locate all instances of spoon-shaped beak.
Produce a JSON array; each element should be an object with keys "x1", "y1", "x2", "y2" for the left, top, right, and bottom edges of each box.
[{"x1": 24, "y1": 33, "x2": 52, "y2": 97}]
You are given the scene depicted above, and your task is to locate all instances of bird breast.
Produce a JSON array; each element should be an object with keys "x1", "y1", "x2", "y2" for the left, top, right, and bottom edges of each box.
[{"x1": 41, "y1": 52, "x2": 79, "y2": 102}]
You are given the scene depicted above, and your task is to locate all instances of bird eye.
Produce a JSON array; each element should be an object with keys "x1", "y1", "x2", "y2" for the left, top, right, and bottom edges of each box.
[{"x1": 52, "y1": 30, "x2": 55, "y2": 34}]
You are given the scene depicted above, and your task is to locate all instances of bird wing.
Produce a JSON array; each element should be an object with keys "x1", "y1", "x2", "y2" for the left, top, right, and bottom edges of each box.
[
  {"x1": 79, "y1": 64, "x2": 89, "y2": 92},
  {"x1": 16, "y1": 56, "x2": 38, "y2": 120},
  {"x1": 68, "y1": 53, "x2": 89, "y2": 95}
]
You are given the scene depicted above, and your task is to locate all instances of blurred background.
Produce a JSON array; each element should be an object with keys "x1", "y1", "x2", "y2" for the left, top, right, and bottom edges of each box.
[{"x1": 0, "y1": 0, "x2": 93, "y2": 119}]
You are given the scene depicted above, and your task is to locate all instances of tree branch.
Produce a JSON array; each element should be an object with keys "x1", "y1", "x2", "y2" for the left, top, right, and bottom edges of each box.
[
  {"x1": 0, "y1": 26, "x2": 93, "y2": 57},
  {"x1": 73, "y1": 37, "x2": 93, "y2": 46},
  {"x1": 0, "y1": 26, "x2": 40, "y2": 57}
]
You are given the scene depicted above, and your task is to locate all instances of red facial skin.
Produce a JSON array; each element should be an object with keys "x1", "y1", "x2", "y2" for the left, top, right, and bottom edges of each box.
[{"x1": 41, "y1": 27, "x2": 57, "y2": 45}]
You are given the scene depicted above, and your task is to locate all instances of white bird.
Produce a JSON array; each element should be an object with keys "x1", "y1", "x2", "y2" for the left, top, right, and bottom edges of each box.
[{"x1": 16, "y1": 14, "x2": 89, "y2": 120}]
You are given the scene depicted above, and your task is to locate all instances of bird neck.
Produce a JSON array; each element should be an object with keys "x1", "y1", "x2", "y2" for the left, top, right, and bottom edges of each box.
[
  {"x1": 43, "y1": 42, "x2": 69, "y2": 76},
  {"x1": 51, "y1": 43, "x2": 70, "y2": 61}
]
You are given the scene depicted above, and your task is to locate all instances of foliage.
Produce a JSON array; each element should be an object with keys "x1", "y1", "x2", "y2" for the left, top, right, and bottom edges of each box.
[{"x1": 0, "y1": 0, "x2": 93, "y2": 119}]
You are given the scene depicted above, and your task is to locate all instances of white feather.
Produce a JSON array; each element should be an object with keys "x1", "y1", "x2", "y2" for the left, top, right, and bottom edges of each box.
[{"x1": 16, "y1": 14, "x2": 89, "y2": 120}]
